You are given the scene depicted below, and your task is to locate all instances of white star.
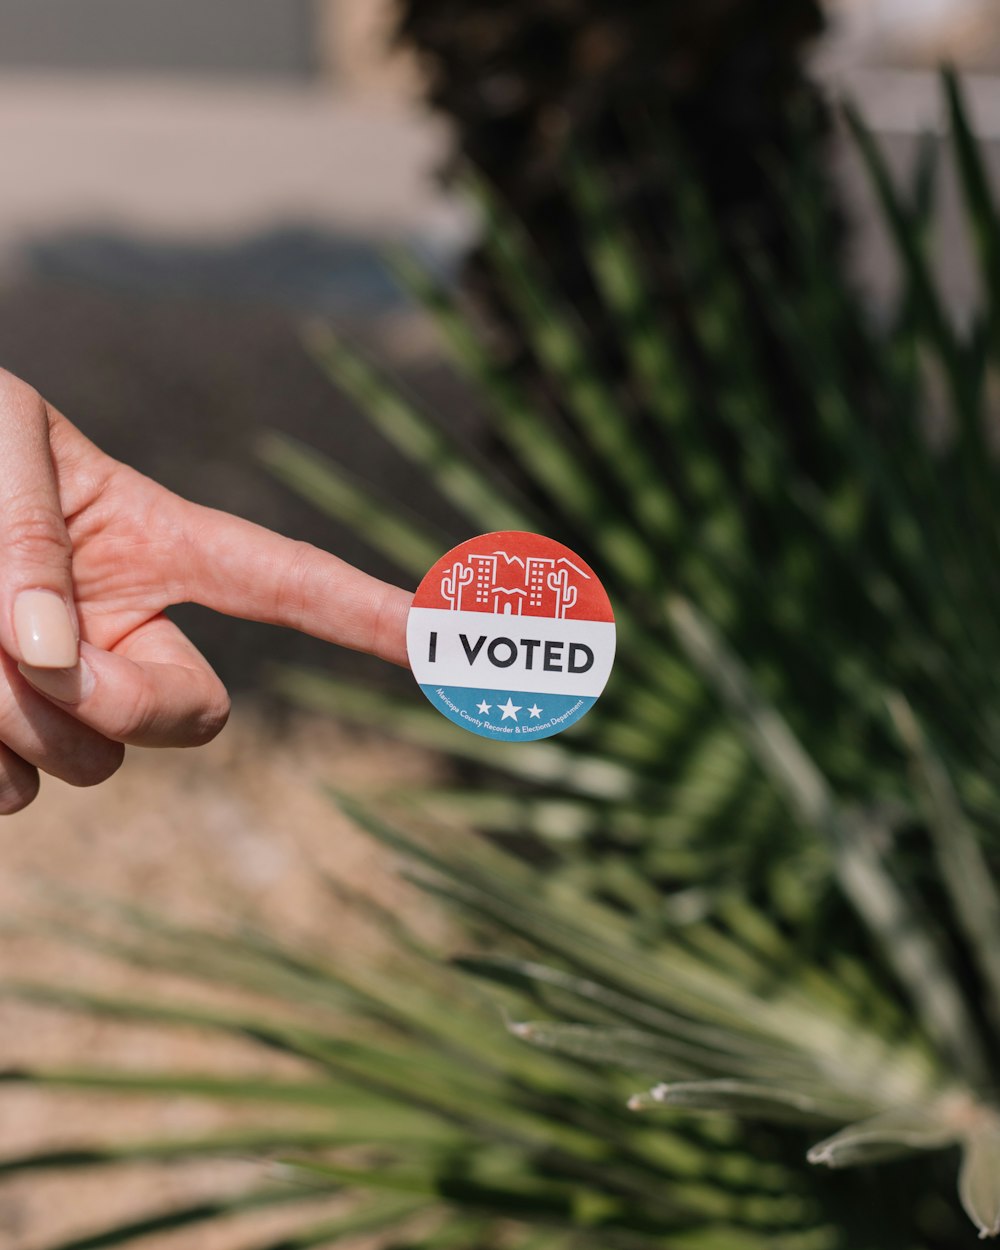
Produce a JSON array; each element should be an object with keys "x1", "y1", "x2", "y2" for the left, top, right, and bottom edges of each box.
[
  {"x1": 497, "y1": 697, "x2": 522, "y2": 721},
  {"x1": 527, "y1": 704, "x2": 543, "y2": 719},
  {"x1": 476, "y1": 699, "x2": 492, "y2": 715}
]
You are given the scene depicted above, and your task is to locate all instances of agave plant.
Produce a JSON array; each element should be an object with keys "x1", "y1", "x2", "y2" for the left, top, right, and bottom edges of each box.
[{"x1": 5, "y1": 68, "x2": 1000, "y2": 1248}]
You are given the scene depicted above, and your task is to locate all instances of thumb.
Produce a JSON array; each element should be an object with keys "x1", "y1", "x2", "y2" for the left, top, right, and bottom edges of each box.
[
  {"x1": 177, "y1": 501, "x2": 413, "y2": 667},
  {"x1": 0, "y1": 374, "x2": 78, "y2": 669}
]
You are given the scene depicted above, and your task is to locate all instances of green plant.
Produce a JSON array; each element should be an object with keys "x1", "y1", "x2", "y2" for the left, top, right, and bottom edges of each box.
[
  {"x1": 396, "y1": 0, "x2": 832, "y2": 411},
  {"x1": 5, "y1": 69, "x2": 1000, "y2": 1247}
]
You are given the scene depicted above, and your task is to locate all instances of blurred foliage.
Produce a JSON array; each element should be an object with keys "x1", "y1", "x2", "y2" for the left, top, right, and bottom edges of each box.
[
  {"x1": 395, "y1": 0, "x2": 833, "y2": 438},
  {"x1": 6, "y1": 69, "x2": 1000, "y2": 1248}
]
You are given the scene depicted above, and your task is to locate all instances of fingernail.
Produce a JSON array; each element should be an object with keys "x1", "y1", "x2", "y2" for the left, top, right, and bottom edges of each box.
[
  {"x1": 18, "y1": 656, "x2": 92, "y2": 704},
  {"x1": 13, "y1": 590, "x2": 78, "y2": 668}
]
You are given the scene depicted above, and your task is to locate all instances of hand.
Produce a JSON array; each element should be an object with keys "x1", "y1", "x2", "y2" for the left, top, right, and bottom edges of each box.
[{"x1": 0, "y1": 369, "x2": 412, "y2": 814}]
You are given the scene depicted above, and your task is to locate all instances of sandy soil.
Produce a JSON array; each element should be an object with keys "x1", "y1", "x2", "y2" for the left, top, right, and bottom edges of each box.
[{"x1": 0, "y1": 704, "x2": 444, "y2": 1249}]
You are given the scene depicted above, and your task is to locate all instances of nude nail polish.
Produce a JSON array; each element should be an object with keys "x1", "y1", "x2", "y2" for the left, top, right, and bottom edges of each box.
[{"x1": 13, "y1": 590, "x2": 78, "y2": 668}]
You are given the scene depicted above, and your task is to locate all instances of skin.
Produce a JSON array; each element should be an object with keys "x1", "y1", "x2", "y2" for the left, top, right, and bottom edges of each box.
[{"x1": 0, "y1": 369, "x2": 412, "y2": 813}]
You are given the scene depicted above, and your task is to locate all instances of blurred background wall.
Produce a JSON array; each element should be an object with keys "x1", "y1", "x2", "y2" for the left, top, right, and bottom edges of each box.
[
  {"x1": 0, "y1": 0, "x2": 318, "y2": 77},
  {"x1": 829, "y1": 0, "x2": 1000, "y2": 68},
  {"x1": 2, "y1": 0, "x2": 999, "y2": 82},
  {"x1": 0, "y1": 0, "x2": 417, "y2": 90}
]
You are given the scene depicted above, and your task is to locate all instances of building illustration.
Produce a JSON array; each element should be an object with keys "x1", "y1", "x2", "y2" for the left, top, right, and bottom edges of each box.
[{"x1": 439, "y1": 549, "x2": 589, "y2": 618}]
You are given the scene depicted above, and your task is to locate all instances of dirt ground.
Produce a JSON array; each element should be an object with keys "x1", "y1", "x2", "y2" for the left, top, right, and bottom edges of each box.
[{"x1": 0, "y1": 702, "x2": 445, "y2": 1250}]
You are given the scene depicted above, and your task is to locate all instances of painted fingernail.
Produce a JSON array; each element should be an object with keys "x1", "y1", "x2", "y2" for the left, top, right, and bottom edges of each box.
[
  {"x1": 18, "y1": 656, "x2": 93, "y2": 705},
  {"x1": 13, "y1": 590, "x2": 78, "y2": 668}
]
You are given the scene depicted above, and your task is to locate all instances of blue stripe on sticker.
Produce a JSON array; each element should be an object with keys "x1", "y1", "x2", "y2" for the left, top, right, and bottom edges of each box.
[{"x1": 420, "y1": 686, "x2": 596, "y2": 741}]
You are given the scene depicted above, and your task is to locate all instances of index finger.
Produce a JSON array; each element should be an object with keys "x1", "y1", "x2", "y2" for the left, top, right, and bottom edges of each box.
[{"x1": 178, "y1": 501, "x2": 413, "y2": 667}]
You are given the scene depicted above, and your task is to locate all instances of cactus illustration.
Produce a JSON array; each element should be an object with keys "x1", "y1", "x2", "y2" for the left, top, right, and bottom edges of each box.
[
  {"x1": 547, "y1": 566, "x2": 578, "y2": 619},
  {"x1": 441, "y1": 560, "x2": 474, "y2": 610}
]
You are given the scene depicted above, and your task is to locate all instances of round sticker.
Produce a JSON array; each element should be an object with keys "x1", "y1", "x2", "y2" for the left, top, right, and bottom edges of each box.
[{"x1": 407, "y1": 531, "x2": 616, "y2": 742}]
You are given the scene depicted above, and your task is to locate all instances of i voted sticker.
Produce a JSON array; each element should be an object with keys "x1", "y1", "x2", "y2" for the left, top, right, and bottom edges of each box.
[{"x1": 407, "y1": 531, "x2": 616, "y2": 741}]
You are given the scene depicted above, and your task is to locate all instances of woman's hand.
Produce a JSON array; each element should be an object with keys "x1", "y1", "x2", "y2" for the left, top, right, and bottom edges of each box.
[{"x1": 0, "y1": 369, "x2": 412, "y2": 813}]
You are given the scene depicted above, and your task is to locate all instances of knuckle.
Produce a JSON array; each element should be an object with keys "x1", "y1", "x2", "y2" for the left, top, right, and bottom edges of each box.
[
  {"x1": 5, "y1": 504, "x2": 71, "y2": 564},
  {"x1": 274, "y1": 542, "x2": 316, "y2": 630},
  {"x1": 109, "y1": 680, "x2": 158, "y2": 744},
  {"x1": 371, "y1": 586, "x2": 405, "y2": 664}
]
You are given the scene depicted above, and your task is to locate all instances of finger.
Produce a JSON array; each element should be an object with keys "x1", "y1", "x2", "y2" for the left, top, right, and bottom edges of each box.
[
  {"x1": 0, "y1": 651, "x2": 123, "y2": 787},
  {"x1": 0, "y1": 742, "x2": 39, "y2": 815},
  {"x1": 0, "y1": 371, "x2": 78, "y2": 669},
  {"x1": 19, "y1": 618, "x2": 231, "y2": 749},
  {"x1": 177, "y1": 503, "x2": 412, "y2": 667}
]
